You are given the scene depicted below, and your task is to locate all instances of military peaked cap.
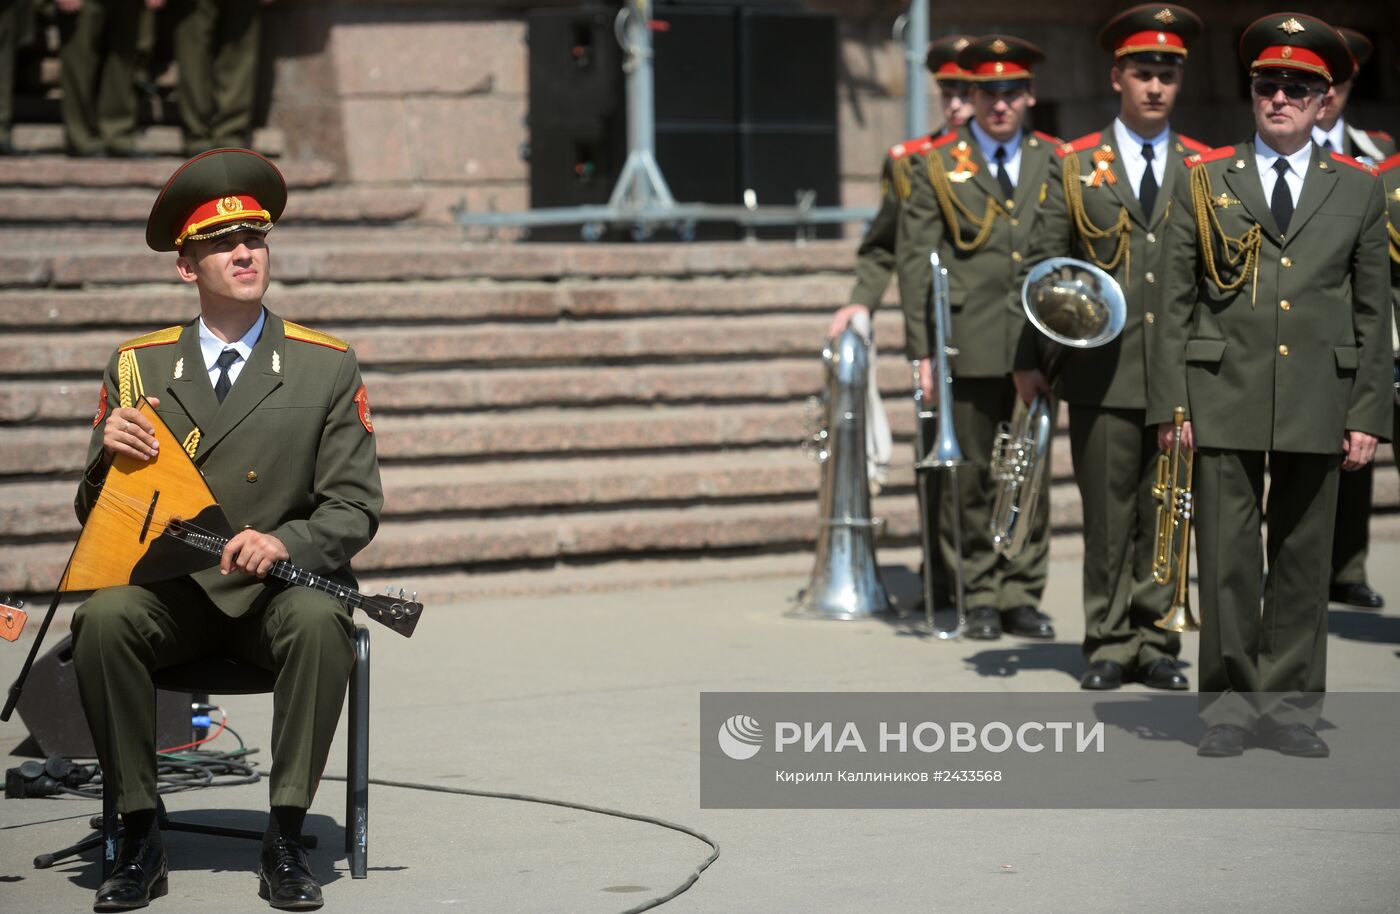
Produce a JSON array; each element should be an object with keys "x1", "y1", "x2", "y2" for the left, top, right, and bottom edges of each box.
[
  {"x1": 1239, "y1": 12, "x2": 1354, "y2": 85},
  {"x1": 146, "y1": 148, "x2": 288, "y2": 253}
]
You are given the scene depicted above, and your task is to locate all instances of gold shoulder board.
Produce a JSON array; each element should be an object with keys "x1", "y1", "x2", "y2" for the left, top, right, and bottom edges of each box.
[
  {"x1": 283, "y1": 320, "x2": 349, "y2": 352},
  {"x1": 118, "y1": 325, "x2": 183, "y2": 351}
]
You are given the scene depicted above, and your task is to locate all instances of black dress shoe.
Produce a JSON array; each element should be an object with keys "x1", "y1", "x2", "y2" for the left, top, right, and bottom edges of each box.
[
  {"x1": 1265, "y1": 723, "x2": 1330, "y2": 758},
  {"x1": 1079, "y1": 660, "x2": 1124, "y2": 690},
  {"x1": 1003, "y1": 605, "x2": 1054, "y2": 639},
  {"x1": 1329, "y1": 582, "x2": 1384, "y2": 609},
  {"x1": 94, "y1": 836, "x2": 168, "y2": 911},
  {"x1": 1196, "y1": 723, "x2": 1248, "y2": 757},
  {"x1": 259, "y1": 837, "x2": 323, "y2": 910},
  {"x1": 964, "y1": 607, "x2": 1002, "y2": 640},
  {"x1": 1138, "y1": 658, "x2": 1189, "y2": 691}
]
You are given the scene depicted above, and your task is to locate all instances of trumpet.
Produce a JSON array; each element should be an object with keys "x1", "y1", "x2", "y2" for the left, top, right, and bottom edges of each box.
[
  {"x1": 990, "y1": 257, "x2": 1127, "y2": 558},
  {"x1": 1152, "y1": 407, "x2": 1198, "y2": 632}
]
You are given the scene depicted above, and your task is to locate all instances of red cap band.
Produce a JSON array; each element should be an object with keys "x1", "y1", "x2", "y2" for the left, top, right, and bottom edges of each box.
[
  {"x1": 1251, "y1": 45, "x2": 1330, "y2": 80},
  {"x1": 935, "y1": 62, "x2": 973, "y2": 79},
  {"x1": 176, "y1": 194, "x2": 272, "y2": 247},
  {"x1": 969, "y1": 61, "x2": 1032, "y2": 81},
  {"x1": 1116, "y1": 30, "x2": 1188, "y2": 57}
]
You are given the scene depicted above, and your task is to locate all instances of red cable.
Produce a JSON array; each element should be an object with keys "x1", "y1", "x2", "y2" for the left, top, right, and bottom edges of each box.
[{"x1": 158, "y1": 709, "x2": 228, "y2": 754}]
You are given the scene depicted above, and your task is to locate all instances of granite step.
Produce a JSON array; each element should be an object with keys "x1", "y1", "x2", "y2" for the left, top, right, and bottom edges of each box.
[
  {"x1": 9, "y1": 123, "x2": 286, "y2": 158},
  {"x1": 0, "y1": 240, "x2": 856, "y2": 289},
  {"x1": 0, "y1": 275, "x2": 860, "y2": 329},
  {"x1": 0, "y1": 155, "x2": 333, "y2": 190},
  {"x1": 0, "y1": 312, "x2": 903, "y2": 374},
  {"x1": 0, "y1": 186, "x2": 427, "y2": 226}
]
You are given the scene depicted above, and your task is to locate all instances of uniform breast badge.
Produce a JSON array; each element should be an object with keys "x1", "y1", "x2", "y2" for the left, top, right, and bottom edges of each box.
[
  {"x1": 1214, "y1": 193, "x2": 1240, "y2": 209},
  {"x1": 1089, "y1": 147, "x2": 1117, "y2": 187},
  {"x1": 948, "y1": 142, "x2": 979, "y2": 183}
]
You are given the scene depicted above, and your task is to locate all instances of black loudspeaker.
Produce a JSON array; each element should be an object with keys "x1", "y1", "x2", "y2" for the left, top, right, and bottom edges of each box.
[{"x1": 14, "y1": 636, "x2": 191, "y2": 759}]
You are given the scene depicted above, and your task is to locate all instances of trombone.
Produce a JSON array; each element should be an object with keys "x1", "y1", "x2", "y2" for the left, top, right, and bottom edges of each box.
[
  {"x1": 1152, "y1": 407, "x2": 1198, "y2": 632},
  {"x1": 911, "y1": 251, "x2": 967, "y2": 640}
]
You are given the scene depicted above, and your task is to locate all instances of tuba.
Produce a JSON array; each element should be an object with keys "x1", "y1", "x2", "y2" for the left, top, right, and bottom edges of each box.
[
  {"x1": 990, "y1": 257, "x2": 1127, "y2": 558},
  {"x1": 790, "y1": 327, "x2": 895, "y2": 620}
]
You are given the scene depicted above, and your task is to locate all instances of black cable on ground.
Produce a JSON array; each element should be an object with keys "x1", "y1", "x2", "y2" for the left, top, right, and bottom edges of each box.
[{"x1": 320, "y1": 773, "x2": 720, "y2": 914}]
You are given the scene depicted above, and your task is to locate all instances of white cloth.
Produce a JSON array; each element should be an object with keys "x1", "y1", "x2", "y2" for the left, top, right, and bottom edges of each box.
[
  {"x1": 850, "y1": 309, "x2": 893, "y2": 494},
  {"x1": 968, "y1": 119, "x2": 1024, "y2": 187},
  {"x1": 198, "y1": 308, "x2": 265, "y2": 387},
  {"x1": 1112, "y1": 118, "x2": 1168, "y2": 195},
  {"x1": 1254, "y1": 134, "x2": 1310, "y2": 208}
]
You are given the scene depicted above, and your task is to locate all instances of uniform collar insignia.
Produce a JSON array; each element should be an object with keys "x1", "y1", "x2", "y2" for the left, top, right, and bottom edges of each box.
[
  {"x1": 272, "y1": 351, "x2": 281, "y2": 374},
  {"x1": 173, "y1": 357, "x2": 184, "y2": 380}
]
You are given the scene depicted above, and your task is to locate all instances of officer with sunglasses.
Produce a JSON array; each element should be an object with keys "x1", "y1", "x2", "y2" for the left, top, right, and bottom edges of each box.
[{"x1": 1147, "y1": 13, "x2": 1391, "y2": 759}]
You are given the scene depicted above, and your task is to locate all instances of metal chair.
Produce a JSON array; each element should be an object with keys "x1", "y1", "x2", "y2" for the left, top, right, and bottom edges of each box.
[{"x1": 35, "y1": 625, "x2": 370, "y2": 880}]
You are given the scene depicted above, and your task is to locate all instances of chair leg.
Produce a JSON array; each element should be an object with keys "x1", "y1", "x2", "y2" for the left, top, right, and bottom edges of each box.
[{"x1": 346, "y1": 625, "x2": 369, "y2": 878}]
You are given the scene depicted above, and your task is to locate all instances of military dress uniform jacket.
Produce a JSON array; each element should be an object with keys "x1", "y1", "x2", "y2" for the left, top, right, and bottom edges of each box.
[
  {"x1": 1147, "y1": 142, "x2": 1392, "y2": 452},
  {"x1": 1384, "y1": 154, "x2": 1400, "y2": 318},
  {"x1": 850, "y1": 135, "x2": 938, "y2": 310},
  {"x1": 75, "y1": 311, "x2": 384, "y2": 617},
  {"x1": 1021, "y1": 125, "x2": 1208, "y2": 408},
  {"x1": 894, "y1": 124, "x2": 1059, "y2": 375},
  {"x1": 1339, "y1": 125, "x2": 1397, "y2": 165}
]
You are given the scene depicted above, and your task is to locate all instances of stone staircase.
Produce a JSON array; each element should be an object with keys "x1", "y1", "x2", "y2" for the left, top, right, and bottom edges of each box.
[{"x1": 1, "y1": 154, "x2": 1395, "y2": 604}]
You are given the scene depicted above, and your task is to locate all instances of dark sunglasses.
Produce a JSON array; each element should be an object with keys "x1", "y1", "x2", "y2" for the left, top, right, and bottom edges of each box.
[{"x1": 1251, "y1": 79, "x2": 1320, "y2": 101}]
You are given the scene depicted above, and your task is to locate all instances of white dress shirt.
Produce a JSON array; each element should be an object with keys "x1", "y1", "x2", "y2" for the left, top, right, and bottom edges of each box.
[
  {"x1": 198, "y1": 308, "x2": 266, "y2": 388},
  {"x1": 968, "y1": 118, "x2": 1023, "y2": 187},
  {"x1": 1112, "y1": 118, "x2": 1169, "y2": 199},
  {"x1": 1254, "y1": 134, "x2": 1311, "y2": 209},
  {"x1": 1311, "y1": 120, "x2": 1346, "y2": 154}
]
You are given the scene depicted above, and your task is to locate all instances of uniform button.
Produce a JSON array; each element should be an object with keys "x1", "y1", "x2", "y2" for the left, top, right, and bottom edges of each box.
[
  {"x1": 1010, "y1": 217, "x2": 1020, "y2": 226},
  {"x1": 246, "y1": 471, "x2": 258, "y2": 483},
  {"x1": 1280, "y1": 300, "x2": 1291, "y2": 311},
  {"x1": 1146, "y1": 232, "x2": 1156, "y2": 243},
  {"x1": 1006, "y1": 199, "x2": 1016, "y2": 209},
  {"x1": 1281, "y1": 256, "x2": 1293, "y2": 267},
  {"x1": 1145, "y1": 312, "x2": 1155, "y2": 324},
  {"x1": 1145, "y1": 271, "x2": 1156, "y2": 284},
  {"x1": 1278, "y1": 345, "x2": 1289, "y2": 356},
  {"x1": 1011, "y1": 251, "x2": 1023, "y2": 262}
]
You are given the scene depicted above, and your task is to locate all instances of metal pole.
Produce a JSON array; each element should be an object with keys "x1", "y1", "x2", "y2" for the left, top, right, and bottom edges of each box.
[
  {"x1": 608, "y1": 0, "x2": 675, "y2": 211},
  {"x1": 902, "y1": 0, "x2": 928, "y2": 140}
]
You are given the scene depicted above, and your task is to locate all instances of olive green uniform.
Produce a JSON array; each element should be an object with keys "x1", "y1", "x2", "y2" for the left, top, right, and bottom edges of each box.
[
  {"x1": 57, "y1": 0, "x2": 146, "y2": 155},
  {"x1": 1022, "y1": 124, "x2": 1205, "y2": 669},
  {"x1": 1330, "y1": 127, "x2": 1399, "y2": 592},
  {"x1": 172, "y1": 0, "x2": 265, "y2": 154},
  {"x1": 895, "y1": 123, "x2": 1058, "y2": 613},
  {"x1": 72, "y1": 312, "x2": 383, "y2": 813},
  {"x1": 1384, "y1": 155, "x2": 1400, "y2": 456},
  {"x1": 1148, "y1": 142, "x2": 1391, "y2": 727},
  {"x1": 0, "y1": 0, "x2": 34, "y2": 149},
  {"x1": 851, "y1": 134, "x2": 948, "y2": 603}
]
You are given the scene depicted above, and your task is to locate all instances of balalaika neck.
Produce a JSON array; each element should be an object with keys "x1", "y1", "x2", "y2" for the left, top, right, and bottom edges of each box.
[{"x1": 166, "y1": 526, "x2": 365, "y2": 610}]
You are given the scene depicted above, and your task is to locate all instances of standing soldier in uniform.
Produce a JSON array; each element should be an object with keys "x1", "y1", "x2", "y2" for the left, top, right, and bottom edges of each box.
[
  {"x1": 1313, "y1": 26, "x2": 1397, "y2": 610},
  {"x1": 172, "y1": 0, "x2": 274, "y2": 154},
  {"x1": 71, "y1": 148, "x2": 382, "y2": 909},
  {"x1": 896, "y1": 35, "x2": 1060, "y2": 640},
  {"x1": 828, "y1": 35, "x2": 973, "y2": 612},
  {"x1": 1148, "y1": 14, "x2": 1390, "y2": 758},
  {"x1": 56, "y1": 0, "x2": 163, "y2": 157},
  {"x1": 1018, "y1": 4, "x2": 1204, "y2": 689}
]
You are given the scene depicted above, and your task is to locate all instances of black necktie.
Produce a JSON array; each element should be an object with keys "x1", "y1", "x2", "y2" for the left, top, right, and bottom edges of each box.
[
  {"x1": 993, "y1": 145, "x2": 1015, "y2": 201},
  {"x1": 1139, "y1": 142, "x2": 1158, "y2": 218},
  {"x1": 213, "y1": 349, "x2": 240, "y2": 404},
  {"x1": 1271, "y1": 158, "x2": 1293, "y2": 235},
  {"x1": 1320, "y1": 138, "x2": 1333, "y2": 153}
]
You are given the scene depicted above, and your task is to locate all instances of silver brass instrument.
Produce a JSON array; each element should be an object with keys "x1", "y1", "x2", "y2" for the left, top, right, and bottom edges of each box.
[
  {"x1": 911, "y1": 252, "x2": 967, "y2": 639},
  {"x1": 990, "y1": 257, "x2": 1127, "y2": 558},
  {"x1": 1152, "y1": 406, "x2": 1198, "y2": 632},
  {"x1": 790, "y1": 327, "x2": 895, "y2": 620}
]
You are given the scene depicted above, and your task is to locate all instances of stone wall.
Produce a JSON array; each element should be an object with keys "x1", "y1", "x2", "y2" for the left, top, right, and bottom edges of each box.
[{"x1": 258, "y1": 1, "x2": 1400, "y2": 224}]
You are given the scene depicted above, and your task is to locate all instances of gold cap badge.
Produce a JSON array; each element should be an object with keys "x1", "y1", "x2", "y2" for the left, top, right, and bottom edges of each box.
[
  {"x1": 215, "y1": 196, "x2": 245, "y2": 216},
  {"x1": 1154, "y1": 8, "x2": 1177, "y2": 25},
  {"x1": 1279, "y1": 17, "x2": 1305, "y2": 35},
  {"x1": 990, "y1": 39, "x2": 1009, "y2": 54},
  {"x1": 954, "y1": 37, "x2": 970, "y2": 51}
]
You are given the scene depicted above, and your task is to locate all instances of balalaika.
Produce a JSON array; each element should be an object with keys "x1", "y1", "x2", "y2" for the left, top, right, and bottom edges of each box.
[{"x1": 164, "y1": 518, "x2": 422, "y2": 637}]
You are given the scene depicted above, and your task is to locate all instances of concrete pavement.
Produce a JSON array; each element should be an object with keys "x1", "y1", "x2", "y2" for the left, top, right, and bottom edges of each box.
[{"x1": 2, "y1": 539, "x2": 1399, "y2": 913}]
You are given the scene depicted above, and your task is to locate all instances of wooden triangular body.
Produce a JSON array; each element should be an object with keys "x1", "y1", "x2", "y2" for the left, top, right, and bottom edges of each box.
[{"x1": 60, "y1": 398, "x2": 233, "y2": 592}]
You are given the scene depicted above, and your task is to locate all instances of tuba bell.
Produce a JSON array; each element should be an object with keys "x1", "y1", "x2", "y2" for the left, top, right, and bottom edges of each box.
[
  {"x1": 790, "y1": 327, "x2": 895, "y2": 620},
  {"x1": 990, "y1": 257, "x2": 1127, "y2": 558}
]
